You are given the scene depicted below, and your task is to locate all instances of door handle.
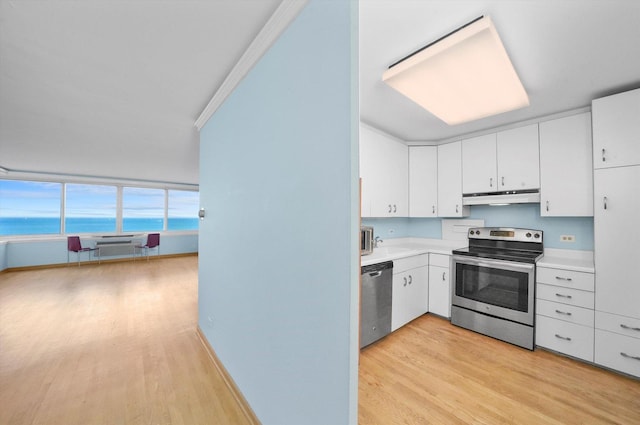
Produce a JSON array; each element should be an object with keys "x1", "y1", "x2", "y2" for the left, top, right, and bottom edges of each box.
[
  {"x1": 602, "y1": 148, "x2": 606, "y2": 162},
  {"x1": 369, "y1": 271, "x2": 382, "y2": 278},
  {"x1": 603, "y1": 196, "x2": 608, "y2": 210},
  {"x1": 501, "y1": 176, "x2": 505, "y2": 186}
]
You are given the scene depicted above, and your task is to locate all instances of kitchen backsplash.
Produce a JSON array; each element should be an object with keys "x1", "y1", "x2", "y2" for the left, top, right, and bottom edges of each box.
[{"x1": 362, "y1": 203, "x2": 594, "y2": 251}]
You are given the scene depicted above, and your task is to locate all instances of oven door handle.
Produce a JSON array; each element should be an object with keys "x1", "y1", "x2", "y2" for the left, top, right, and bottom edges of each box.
[{"x1": 451, "y1": 255, "x2": 536, "y2": 273}]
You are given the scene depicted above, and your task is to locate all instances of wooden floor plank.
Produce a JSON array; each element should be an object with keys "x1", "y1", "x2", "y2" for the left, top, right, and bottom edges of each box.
[
  {"x1": 359, "y1": 314, "x2": 640, "y2": 425},
  {"x1": 0, "y1": 257, "x2": 253, "y2": 425}
]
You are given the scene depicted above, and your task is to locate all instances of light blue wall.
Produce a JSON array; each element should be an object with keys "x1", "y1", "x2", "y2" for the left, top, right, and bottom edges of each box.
[
  {"x1": 0, "y1": 242, "x2": 7, "y2": 271},
  {"x1": 2, "y1": 233, "x2": 197, "y2": 268},
  {"x1": 364, "y1": 204, "x2": 594, "y2": 250},
  {"x1": 198, "y1": 1, "x2": 358, "y2": 424}
]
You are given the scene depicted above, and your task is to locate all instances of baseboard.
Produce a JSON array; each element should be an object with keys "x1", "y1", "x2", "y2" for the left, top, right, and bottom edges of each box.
[
  {"x1": 4, "y1": 252, "x2": 198, "y2": 272},
  {"x1": 196, "y1": 326, "x2": 261, "y2": 425}
]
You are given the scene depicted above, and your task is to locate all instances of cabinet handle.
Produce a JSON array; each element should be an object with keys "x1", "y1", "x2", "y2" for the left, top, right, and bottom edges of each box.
[
  {"x1": 546, "y1": 201, "x2": 549, "y2": 212},
  {"x1": 456, "y1": 204, "x2": 459, "y2": 213},
  {"x1": 620, "y1": 324, "x2": 640, "y2": 332},
  {"x1": 388, "y1": 204, "x2": 392, "y2": 213},
  {"x1": 408, "y1": 275, "x2": 412, "y2": 285},
  {"x1": 602, "y1": 148, "x2": 606, "y2": 162},
  {"x1": 555, "y1": 309, "x2": 572, "y2": 316},
  {"x1": 490, "y1": 177, "x2": 493, "y2": 187},
  {"x1": 555, "y1": 276, "x2": 573, "y2": 282},
  {"x1": 403, "y1": 276, "x2": 407, "y2": 287},
  {"x1": 393, "y1": 204, "x2": 397, "y2": 213},
  {"x1": 555, "y1": 293, "x2": 572, "y2": 299},
  {"x1": 442, "y1": 272, "x2": 446, "y2": 281},
  {"x1": 620, "y1": 352, "x2": 640, "y2": 361},
  {"x1": 501, "y1": 176, "x2": 505, "y2": 187},
  {"x1": 555, "y1": 334, "x2": 572, "y2": 341},
  {"x1": 432, "y1": 205, "x2": 435, "y2": 214},
  {"x1": 603, "y1": 196, "x2": 608, "y2": 210}
]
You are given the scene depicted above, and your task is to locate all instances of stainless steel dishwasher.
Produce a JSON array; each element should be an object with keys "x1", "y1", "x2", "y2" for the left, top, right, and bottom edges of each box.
[{"x1": 360, "y1": 261, "x2": 393, "y2": 348}]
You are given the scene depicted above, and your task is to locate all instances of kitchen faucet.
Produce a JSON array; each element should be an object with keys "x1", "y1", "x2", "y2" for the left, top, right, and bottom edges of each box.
[{"x1": 374, "y1": 236, "x2": 383, "y2": 248}]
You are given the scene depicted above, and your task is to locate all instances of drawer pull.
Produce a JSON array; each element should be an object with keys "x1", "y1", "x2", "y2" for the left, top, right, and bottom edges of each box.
[
  {"x1": 620, "y1": 324, "x2": 640, "y2": 332},
  {"x1": 555, "y1": 293, "x2": 572, "y2": 299},
  {"x1": 555, "y1": 276, "x2": 573, "y2": 282},
  {"x1": 555, "y1": 334, "x2": 572, "y2": 341},
  {"x1": 555, "y1": 309, "x2": 572, "y2": 316},
  {"x1": 620, "y1": 352, "x2": 640, "y2": 361}
]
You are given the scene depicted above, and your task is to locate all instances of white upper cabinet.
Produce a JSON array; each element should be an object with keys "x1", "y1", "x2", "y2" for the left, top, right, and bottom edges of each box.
[
  {"x1": 462, "y1": 124, "x2": 540, "y2": 194},
  {"x1": 359, "y1": 124, "x2": 408, "y2": 217},
  {"x1": 409, "y1": 146, "x2": 438, "y2": 217},
  {"x1": 592, "y1": 88, "x2": 640, "y2": 169},
  {"x1": 461, "y1": 133, "x2": 497, "y2": 194},
  {"x1": 496, "y1": 124, "x2": 540, "y2": 191},
  {"x1": 539, "y1": 112, "x2": 593, "y2": 216},
  {"x1": 437, "y1": 141, "x2": 469, "y2": 217}
]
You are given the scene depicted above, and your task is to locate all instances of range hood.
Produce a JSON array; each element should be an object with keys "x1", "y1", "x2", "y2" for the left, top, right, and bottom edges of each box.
[{"x1": 462, "y1": 190, "x2": 540, "y2": 206}]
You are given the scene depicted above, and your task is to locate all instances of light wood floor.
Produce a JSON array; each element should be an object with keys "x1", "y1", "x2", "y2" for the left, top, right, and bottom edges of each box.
[
  {"x1": 0, "y1": 256, "x2": 252, "y2": 425},
  {"x1": 359, "y1": 314, "x2": 640, "y2": 425}
]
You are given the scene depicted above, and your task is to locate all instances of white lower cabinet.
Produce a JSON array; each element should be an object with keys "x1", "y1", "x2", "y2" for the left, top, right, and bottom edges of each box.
[
  {"x1": 428, "y1": 253, "x2": 451, "y2": 318},
  {"x1": 391, "y1": 255, "x2": 429, "y2": 332},
  {"x1": 535, "y1": 266, "x2": 594, "y2": 362},
  {"x1": 595, "y1": 311, "x2": 640, "y2": 378}
]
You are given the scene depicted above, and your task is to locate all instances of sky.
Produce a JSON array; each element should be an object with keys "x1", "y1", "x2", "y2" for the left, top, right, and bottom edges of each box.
[{"x1": 0, "y1": 180, "x2": 199, "y2": 218}]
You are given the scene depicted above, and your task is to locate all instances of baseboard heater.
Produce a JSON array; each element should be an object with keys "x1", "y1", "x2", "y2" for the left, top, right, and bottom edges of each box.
[{"x1": 96, "y1": 240, "x2": 135, "y2": 257}]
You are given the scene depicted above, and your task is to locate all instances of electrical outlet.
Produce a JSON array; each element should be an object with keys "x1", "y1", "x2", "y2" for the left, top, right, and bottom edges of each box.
[{"x1": 560, "y1": 235, "x2": 575, "y2": 242}]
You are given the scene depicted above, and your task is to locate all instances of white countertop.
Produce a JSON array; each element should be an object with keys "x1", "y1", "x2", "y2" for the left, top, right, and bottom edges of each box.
[
  {"x1": 537, "y1": 248, "x2": 595, "y2": 273},
  {"x1": 361, "y1": 237, "x2": 466, "y2": 266}
]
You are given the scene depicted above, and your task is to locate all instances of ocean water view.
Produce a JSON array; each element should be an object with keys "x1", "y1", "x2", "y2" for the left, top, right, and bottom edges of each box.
[{"x1": 0, "y1": 217, "x2": 198, "y2": 236}]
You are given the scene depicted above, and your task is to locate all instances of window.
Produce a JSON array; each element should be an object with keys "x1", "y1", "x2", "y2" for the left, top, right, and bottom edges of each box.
[
  {"x1": 65, "y1": 184, "x2": 117, "y2": 233},
  {"x1": 0, "y1": 180, "x2": 62, "y2": 236},
  {"x1": 168, "y1": 190, "x2": 199, "y2": 231},
  {"x1": 122, "y1": 187, "x2": 164, "y2": 232}
]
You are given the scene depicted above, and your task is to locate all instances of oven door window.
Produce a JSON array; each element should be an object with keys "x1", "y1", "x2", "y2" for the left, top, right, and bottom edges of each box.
[{"x1": 455, "y1": 263, "x2": 529, "y2": 312}]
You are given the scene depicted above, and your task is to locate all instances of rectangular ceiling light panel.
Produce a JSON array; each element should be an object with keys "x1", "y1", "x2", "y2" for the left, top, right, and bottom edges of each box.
[{"x1": 382, "y1": 16, "x2": 529, "y2": 125}]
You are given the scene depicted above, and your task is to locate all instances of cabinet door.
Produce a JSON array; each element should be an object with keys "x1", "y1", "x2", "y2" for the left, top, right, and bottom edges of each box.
[
  {"x1": 592, "y1": 88, "x2": 640, "y2": 169},
  {"x1": 360, "y1": 124, "x2": 408, "y2": 217},
  {"x1": 391, "y1": 266, "x2": 428, "y2": 331},
  {"x1": 409, "y1": 146, "x2": 438, "y2": 217},
  {"x1": 428, "y1": 265, "x2": 450, "y2": 318},
  {"x1": 496, "y1": 124, "x2": 540, "y2": 191},
  {"x1": 539, "y1": 113, "x2": 593, "y2": 216},
  {"x1": 594, "y1": 166, "x2": 640, "y2": 319},
  {"x1": 437, "y1": 141, "x2": 469, "y2": 217},
  {"x1": 462, "y1": 133, "x2": 497, "y2": 194}
]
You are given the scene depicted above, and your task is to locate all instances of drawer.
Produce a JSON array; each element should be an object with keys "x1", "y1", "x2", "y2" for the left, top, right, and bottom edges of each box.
[
  {"x1": 393, "y1": 254, "x2": 429, "y2": 274},
  {"x1": 536, "y1": 299, "x2": 594, "y2": 327},
  {"x1": 429, "y1": 253, "x2": 450, "y2": 268},
  {"x1": 595, "y1": 329, "x2": 640, "y2": 378},
  {"x1": 536, "y1": 315, "x2": 594, "y2": 362},
  {"x1": 536, "y1": 283, "x2": 594, "y2": 309},
  {"x1": 595, "y1": 311, "x2": 640, "y2": 340},
  {"x1": 537, "y1": 267, "x2": 594, "y2": 292}
]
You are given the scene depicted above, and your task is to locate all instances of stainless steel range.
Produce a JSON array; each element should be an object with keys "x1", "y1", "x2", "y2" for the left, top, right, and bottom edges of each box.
[{"x1": 451, "y1": 227, "x2": 543, "y2": 350}]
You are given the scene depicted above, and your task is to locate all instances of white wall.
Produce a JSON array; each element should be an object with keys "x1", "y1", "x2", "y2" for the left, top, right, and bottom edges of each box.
[{"x1": 197, "y1": 1, "x2": 359, "y2": 423}]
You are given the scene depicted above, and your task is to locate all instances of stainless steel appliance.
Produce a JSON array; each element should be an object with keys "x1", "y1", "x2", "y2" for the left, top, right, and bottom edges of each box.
[
  {"x1": 361, "y1": 225, "x2": 374, "y2": 256},
  {"x1": 360, "y1": 261, "x2": 393, "y2": 348},
  {"x1": 451, "y1": 227, "x2": 543, "y2": 350}
]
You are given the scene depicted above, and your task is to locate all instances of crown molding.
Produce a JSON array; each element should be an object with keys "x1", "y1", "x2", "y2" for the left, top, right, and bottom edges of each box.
[{"x1": 194, "y1": 0, "x2": 309, "y2": 131}]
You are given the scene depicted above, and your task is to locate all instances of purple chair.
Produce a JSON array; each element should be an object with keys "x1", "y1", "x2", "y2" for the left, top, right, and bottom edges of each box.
[
  {"x1": 135, "y1": 233, "x2": 160, "y2": 261},
  {"x1": 67, "y1": 236, "x2": 100, "y2": 266}
]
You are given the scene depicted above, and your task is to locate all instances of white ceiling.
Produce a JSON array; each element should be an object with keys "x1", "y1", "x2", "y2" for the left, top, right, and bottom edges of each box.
[
  {"x1": 360, "y1": 0, "x2": 640, "y2": 142},
  {"x1": 1, "y1": 1, "x2": 639, "y2": 186},
  {"x1": 0, "y1": 0, "x2": 281, "y2": 186}
]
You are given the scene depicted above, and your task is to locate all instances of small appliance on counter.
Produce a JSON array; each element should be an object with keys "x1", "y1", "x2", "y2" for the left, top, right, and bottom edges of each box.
[{"x1": 360, "y1": 225, "x2": 374, "y2": 256}]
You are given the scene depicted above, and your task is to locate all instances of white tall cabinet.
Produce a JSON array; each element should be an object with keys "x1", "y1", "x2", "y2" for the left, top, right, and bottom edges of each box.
[
  {"x1": 437, "y1": 141, "x2": 469, "y2": 217},
  {"x1": 360, "y1": 124, "x2": 408, "y2": 217},
  {"x1": 409, "y1": 146, "x2": 438, "y2": 217},
  {"x1": 592, "y1": 89, "x2": 640, "y2": 378},
  {"x1": 539, "y1": 112, "x2": 593, "y2": 216}
]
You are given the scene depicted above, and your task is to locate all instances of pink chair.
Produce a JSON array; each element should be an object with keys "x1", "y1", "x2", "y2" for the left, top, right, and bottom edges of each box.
[
  {"x1": 67, "y1": 236, "x2": 100, "y2": 266},
  {"x1": 135, "y1": 233, "x2": 160, "y2": 261}
]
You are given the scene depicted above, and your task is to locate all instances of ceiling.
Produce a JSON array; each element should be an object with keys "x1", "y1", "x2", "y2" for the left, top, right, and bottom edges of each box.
[
  {"x1": 1, "y1": 1, "x2": 639, "y2": 186},
  {"x1": 360, "y1": 0, "x2": 640, "y2": 142},
  {"x1": 0, "y1": 0, "x2": 282, "y2": 186}
]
